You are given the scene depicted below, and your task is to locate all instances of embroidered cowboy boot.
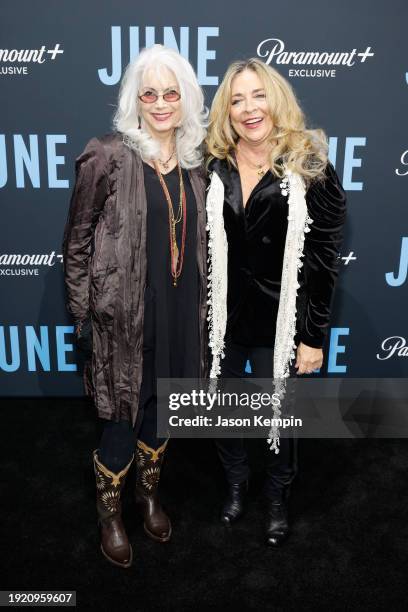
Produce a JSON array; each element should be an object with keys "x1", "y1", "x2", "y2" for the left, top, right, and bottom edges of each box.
[
  {"x1": 134, "y1": 439, "x2": 172, "y2": 542},
  {"x1": 93, "y1": 450, "x2": 133, "y2": 568}
]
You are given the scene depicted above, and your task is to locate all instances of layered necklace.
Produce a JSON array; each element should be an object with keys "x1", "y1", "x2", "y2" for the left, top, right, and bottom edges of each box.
[{"x1": 154, "y1": 160, "x2": 186, "y2": 287}]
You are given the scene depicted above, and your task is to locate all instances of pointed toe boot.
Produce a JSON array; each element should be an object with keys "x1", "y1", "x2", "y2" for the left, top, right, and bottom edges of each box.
[
  {"x1": 93, "y1": 450, "x2": 133, "y2": 568},
  {"x1": 135, "y1": 440, "x2": 172, "y2": 543}
]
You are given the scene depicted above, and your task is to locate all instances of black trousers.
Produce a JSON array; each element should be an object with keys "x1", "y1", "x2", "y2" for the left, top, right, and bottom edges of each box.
[
  {"x1": 214, "y1": 342, "x2": 298, "y2": 501},
  {"x1": 98, "y1": 292, "x2": 165, "y2": 473}
]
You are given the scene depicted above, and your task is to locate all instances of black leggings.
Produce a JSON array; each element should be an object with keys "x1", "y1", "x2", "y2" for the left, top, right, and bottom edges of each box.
[
  {"x1": 98, "y1": 399, "x2": 165, "y2": 474},
  {"x1": 214, "y1": 341, "x2": 298, "y2": 501}
]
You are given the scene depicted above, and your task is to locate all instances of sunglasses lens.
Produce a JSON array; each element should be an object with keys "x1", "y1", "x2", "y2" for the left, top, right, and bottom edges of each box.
[
  {"x1": 164, "y1": 92, "x2": 180, "y2": 102},
  {"x1": 140, "y1": 93, "x2": 157, "y2": 103}
]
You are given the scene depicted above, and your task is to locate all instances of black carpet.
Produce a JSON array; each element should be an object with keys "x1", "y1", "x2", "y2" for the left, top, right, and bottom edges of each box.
[{"x1": 1, "y1": 397, "x2": 407, "y2": 611}]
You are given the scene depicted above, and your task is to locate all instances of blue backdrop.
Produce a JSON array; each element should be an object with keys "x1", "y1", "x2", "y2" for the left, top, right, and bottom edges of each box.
[{"x1": 1, "y1": 0, "x2": 407, "y2": 396}]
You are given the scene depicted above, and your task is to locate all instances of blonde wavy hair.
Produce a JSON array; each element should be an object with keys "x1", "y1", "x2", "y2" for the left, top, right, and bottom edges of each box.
[{"x1": 206, "y1": 58, "x2": 328, "y2": 181}]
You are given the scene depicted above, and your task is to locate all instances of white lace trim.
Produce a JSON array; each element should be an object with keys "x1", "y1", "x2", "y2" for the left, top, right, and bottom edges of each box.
[
  {"x1": 205, "y1": 172, "x2": 228, "y2": 379},
  {"x1": 268, "y1": 170, "x2": 312, "y2": 452},
  {"x1": 206, "y1": 169, "x2": 312, "y2": 453}
]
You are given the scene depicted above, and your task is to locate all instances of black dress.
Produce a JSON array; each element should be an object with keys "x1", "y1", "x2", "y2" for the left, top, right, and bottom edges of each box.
[
  {"x1": 97, "y1": 161, "x2": 201, "y2": 467},
  {"x1": 142, "y1": 162, "x2": 200, "y2": 381}
]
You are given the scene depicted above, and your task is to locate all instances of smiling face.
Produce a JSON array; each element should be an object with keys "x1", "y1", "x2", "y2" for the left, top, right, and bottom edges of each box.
[
  {"x1": 229, "y1": 68, "x2": 273, "y2": 145},
  {"x1": 138, "y1": 66, "x2": 182, "y2": 139}
]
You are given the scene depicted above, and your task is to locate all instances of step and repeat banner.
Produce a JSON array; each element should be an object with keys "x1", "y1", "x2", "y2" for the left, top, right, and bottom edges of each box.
[{"x1": 0, "y1": 0, "x2": 407, "y2": 396}]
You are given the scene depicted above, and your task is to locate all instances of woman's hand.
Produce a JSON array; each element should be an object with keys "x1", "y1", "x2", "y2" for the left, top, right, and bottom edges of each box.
[{"x1": 295, "y1": 342, "x2": 323, "y2": 375}]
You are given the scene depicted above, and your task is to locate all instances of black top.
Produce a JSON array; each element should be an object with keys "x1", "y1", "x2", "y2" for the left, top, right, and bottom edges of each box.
[
  {"x1": 209, "y1": 157, "x2": 347, "y2": 349},
  {"x1": 222, "y1": 162, "x2": 288, "y2": 346},
  {"x1": 143, "y1": 162, "x2": 200, "y2": 377}
]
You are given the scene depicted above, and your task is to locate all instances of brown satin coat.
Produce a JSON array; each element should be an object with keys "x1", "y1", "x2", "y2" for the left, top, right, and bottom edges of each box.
[{"x1": 62, "y1": 132, "x2": 208, "y2": 425}]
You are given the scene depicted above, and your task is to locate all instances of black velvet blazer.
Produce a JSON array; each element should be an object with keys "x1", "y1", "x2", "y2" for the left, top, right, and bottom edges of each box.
[{"x1": 208, "y1": 158, "x2": 347, "y2": 349}]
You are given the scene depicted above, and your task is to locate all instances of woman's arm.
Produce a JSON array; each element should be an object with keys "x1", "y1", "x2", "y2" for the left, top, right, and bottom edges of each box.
[
  {"x1": 298, "y1": 162, "x2": 347, "y2": 350},
  {"x1": 62, "y1": 137, "x2": 109, "y2": 328}
]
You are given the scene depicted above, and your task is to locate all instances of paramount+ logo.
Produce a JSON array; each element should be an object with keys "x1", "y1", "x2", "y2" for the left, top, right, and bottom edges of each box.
[
  {"x1": 376, "y1": 337, "x2": 408, "y2": 361},
  {"x1": 257, "y1": 38, "x2": 374, "y2": 79},
  {"x1": 0, "y1": 44, "x2": 64, "y2": 76},
  {"x1": 0, "y1": 252, "x2": 63, "y2": 277}
]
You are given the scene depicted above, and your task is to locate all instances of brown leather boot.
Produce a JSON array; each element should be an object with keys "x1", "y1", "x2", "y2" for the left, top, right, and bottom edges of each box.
[
  {"x1": 93, "y1": 450, "x2": 133, "y2": 568},
  {"x1": 135, "y1": 440, "x2": 172, "y2": 542}
]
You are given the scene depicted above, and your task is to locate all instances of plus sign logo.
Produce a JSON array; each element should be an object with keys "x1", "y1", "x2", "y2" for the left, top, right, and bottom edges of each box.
[
  {"x1": 46, "y1": 44, "x2": 64, "y2": 60},
  {"x1": 357, "y1": 47, "x2": 374, "y2": 63},
  {"x1": 341, "y1": 251, "x2": 357, "y2": 266}
]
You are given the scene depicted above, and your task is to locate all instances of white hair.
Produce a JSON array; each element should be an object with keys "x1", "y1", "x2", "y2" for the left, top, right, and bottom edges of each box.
[{"x1": 113, "y1": 44, "x2": 207, "y2": 169}]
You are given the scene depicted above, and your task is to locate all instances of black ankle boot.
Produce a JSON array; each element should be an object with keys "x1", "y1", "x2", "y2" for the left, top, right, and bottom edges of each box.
[
  {"x1": 220, "y1": 481, "x2": 248, "y2": 526},
  {"x1": 265, "y1": 498, "x2": 289, "y2": 547}
]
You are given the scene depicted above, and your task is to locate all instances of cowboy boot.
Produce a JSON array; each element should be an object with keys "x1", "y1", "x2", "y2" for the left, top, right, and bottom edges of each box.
[
  {"x1": 134, "y1": 439, "x2": 172, "y2": 542},
  {"x1": 93, "y1": 450, "x2": 133, "y2": 568}
]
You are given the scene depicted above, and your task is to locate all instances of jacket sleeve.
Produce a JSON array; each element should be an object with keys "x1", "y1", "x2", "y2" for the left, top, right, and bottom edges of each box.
[
  {"x1": 62, "y1": 137, "x2": 109, "y2": 324},
  {"x1": 298, "y1": 162, "x2": 347, "y2": 349}
]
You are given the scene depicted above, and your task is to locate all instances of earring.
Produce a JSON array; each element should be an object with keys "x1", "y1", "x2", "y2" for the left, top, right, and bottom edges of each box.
[{"x1": 138, "y1": 116, "x2": 141, "y2": 129}]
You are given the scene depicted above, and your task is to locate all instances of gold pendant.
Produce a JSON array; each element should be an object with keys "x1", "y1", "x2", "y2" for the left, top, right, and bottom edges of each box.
[
  {"x1": 174, "y1": 242, "x2": 179, "y2": 267},
  {"x1": 172, "y1": 240, "x2": 179, "y2": 286}
]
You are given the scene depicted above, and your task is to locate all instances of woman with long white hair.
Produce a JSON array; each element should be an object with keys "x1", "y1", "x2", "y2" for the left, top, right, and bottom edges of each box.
[
  {"x1": 63, "y1": 44, "x2": 208, "y2": 568},
  {"x1": 206, "y1": 58, "x2": 346, "y2": 546}
]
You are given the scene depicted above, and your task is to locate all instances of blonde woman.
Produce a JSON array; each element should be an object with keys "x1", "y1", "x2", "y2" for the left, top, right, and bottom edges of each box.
[
  {"x1": 63, "y1": 45, "x2": 208, "y2": 568},
  {"x1": 206, "y1": 59, "x2": 346, "y2": 546}
]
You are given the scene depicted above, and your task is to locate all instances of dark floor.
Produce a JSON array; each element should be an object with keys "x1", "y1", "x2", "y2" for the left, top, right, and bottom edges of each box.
[{"x1": 1, "y1": 397, "x2": 407, "y2": 611}]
